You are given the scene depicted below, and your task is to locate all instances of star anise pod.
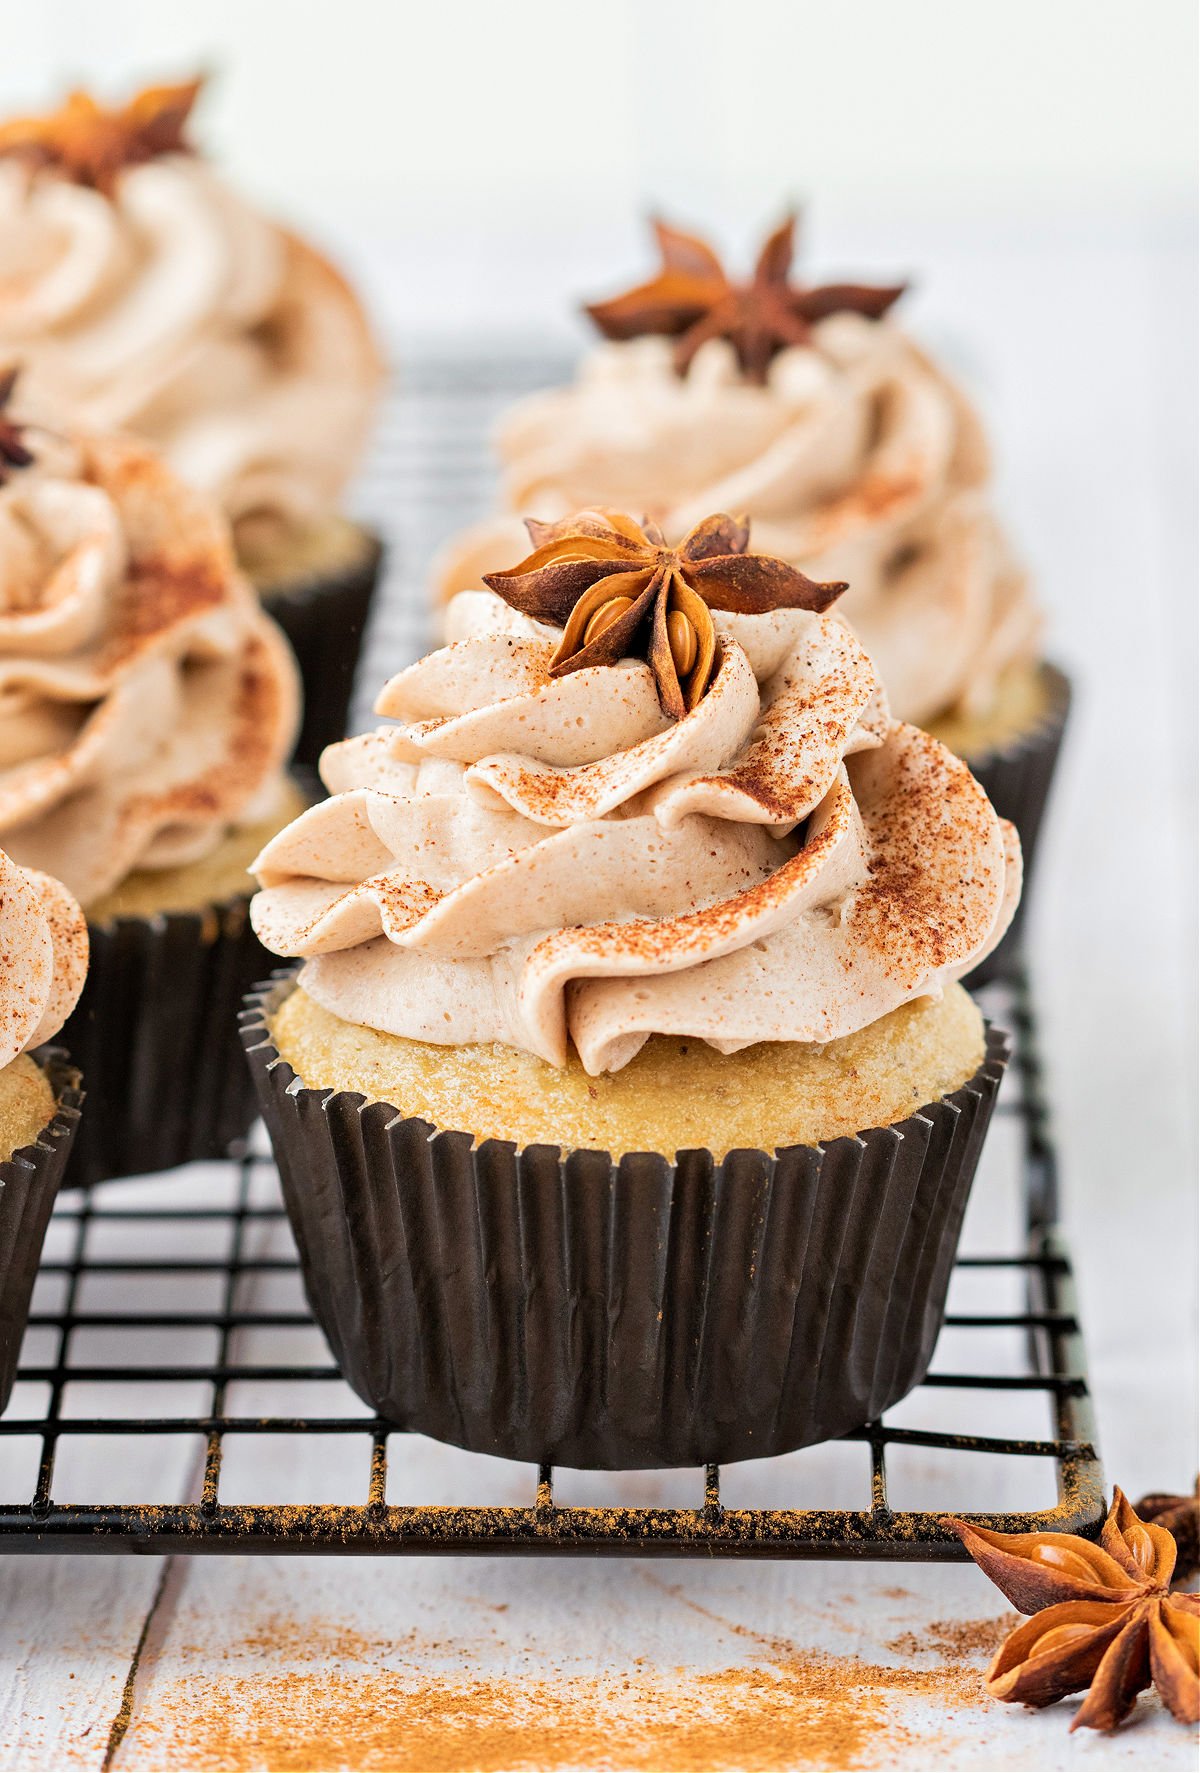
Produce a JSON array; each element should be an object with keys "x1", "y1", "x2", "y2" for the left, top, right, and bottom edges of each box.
[
  {"x1": 585, "y1": 213, "x2": 907, "y2": 384},
  {"x1": 1136, "y1": 1479, "x2": 1200, "y2": 1583},
  {"x1": 0, "y1": 368, "x2": 34, "y2": 484},
  {"x1": 481, "y1": 508, "x2": 846, "y2": 719},
  {"x1": 943, "y1": 1489, "x2": 1200, "y2": 1733},
  {"x1": 0, "y1": 77, "x2": 203, "y2": 196}
]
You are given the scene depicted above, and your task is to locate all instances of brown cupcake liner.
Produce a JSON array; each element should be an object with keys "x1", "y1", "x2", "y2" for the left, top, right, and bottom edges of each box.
[
  {"x1": 241, "y1": 974, "x2": 1010, "y2": 1469},
  {"x1": 261, "y1": 530, "x2": 385, "y2": 770},
  {"x1": 966, "y1": 661, "x2": 1071, "y2": 986},
  {"x1": 60, "y1": 898, "x2": 268, "y2": 1189},
  {"x1": 0, "y1": 1050, "x2": 83, "y2": 1413}
]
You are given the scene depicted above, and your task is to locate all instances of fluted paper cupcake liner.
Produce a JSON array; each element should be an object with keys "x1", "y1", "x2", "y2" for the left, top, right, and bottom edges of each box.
[
  {"x1": 242, "y1": 975, "x2": 1010, "y2": 1469},
  {"x1": 965, "y1": 661, "x2": 1071, "y2": 985},
  {"x1": 262, "y1": 531, "x2": 385, "y2": 769},
  {"x1": 0, "y1": 1050, "x2": 83, "y2": 1413},
  {"x1": 60, "y1": 899, "x2": 269, "y2": 1189}
]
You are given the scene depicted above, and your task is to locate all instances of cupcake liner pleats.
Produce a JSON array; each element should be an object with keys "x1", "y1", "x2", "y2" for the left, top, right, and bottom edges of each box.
[
  {"x1": 61, "y1": 900, "x2": 266, "y2": 1189},
  {"x1": 0, "y1": 1051, "x2": 83, "y2": 1413},
  {"x1": 262, "y1": 533, "x2": 385, "y2": 769},
  {"x1": 242, "y1": 974, "x2": 1009, "y2": 1470},
  {"x1": 966, "y1": 662, "x2": 1071, "y2": 984}
]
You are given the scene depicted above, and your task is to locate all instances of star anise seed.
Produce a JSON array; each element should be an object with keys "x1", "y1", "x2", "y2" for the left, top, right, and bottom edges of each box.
[
  {"x1": 481, "y1": 508, "x2": 846, "y2": 720},
  {"x1": 1135, "y1": 1479, "x2": 1200, "y2": 1583},
  {"x1": 943, "y1": 1488, "x2": 1200, "y2": 1733},
  {"x1": 0, "y1": 367, "x2": 34, "y2": 484},
  {"x1": 0, "y1": 77, "x2": 203, "y2": 197},
  {"x1": 585, "y1": 213, "x2": 907, "y2": 384}
]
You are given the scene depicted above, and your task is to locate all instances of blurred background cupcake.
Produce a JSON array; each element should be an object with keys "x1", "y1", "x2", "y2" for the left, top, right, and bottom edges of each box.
[
  {"x1": 0, "y1": 850, "x2": 87, "y2": 1412},
  {"x1": 243, "y1": 510, "x2": 1018, "y2": 1468},
  {"x1": 435, "y1": 216, "x2": 1069, "y2": 976},
  {"x1": 0, "y1": 75, "x2": 384, "y2": 767},
  {"x1": 0, "y1": 375, "x2": 300, "y2": 1184}
]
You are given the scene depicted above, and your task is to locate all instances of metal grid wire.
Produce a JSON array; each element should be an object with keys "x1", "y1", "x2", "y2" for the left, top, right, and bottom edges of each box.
[{"x1": 0, "y1": 351, "x2": 1104, "y2": 1557}]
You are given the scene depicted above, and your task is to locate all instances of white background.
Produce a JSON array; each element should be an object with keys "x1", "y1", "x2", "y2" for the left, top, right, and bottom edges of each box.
[{"x1": 1, "y1": 4, "x2": 1197, "y2": 1767}]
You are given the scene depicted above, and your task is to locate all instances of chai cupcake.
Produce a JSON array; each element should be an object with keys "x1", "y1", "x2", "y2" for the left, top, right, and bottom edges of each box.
[
  {"x1": 0, "y1": 851, "x2": 87, "y2": 1411},
  {"x1": 0, "y1": 377, "x2": 300, "y2": 1185},
  {"x1": 0, "y1": 76, "x2": 385, "y2": 766},
  {"x1": 243, "y1": 510, "x2": 1018, "y2": 1469},
  {"x1": 436, "y1": 217, "x2": 1067, "y2": 975}
]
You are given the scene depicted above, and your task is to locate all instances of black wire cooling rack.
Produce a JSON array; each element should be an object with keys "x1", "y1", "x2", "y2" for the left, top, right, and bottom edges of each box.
[{"x1": 0, "y1": 350, "x2": 1104, "y2": 1558}]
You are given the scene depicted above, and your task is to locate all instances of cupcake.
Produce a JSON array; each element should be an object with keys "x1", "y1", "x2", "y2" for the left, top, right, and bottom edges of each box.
[
  {"x1": 0, "y1": 375, "x2": 300, "y2": 1185},
  {"x1": 243, "y1": 509, "x2": 1018, "y2": 1468},
  {"x1": 436, "y1": 217, "x2": 1067, "y2": 974},
  {"x1": 0, "y1": 850, "x2": 87, "y2": 1412},
  {"x1": 0, "y1": 76, "x2": 384, "y2": 767}
]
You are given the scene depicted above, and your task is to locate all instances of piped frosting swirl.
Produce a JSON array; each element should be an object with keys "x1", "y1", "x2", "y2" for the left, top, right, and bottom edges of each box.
[
  {"x1": 435, "y1": 322, "x2": 1040, "y2": 727},
  {"x1": 252, "y1": 560, "x2": 1020, "y2": 1076},
  {"x1": 0, "y1": 849, "x2": 87, "y2": 1065},
  {"x1": 0, "y1": 120, "x2": 381, "y2": 546},
  {"x1": 0, "y1": 411, "x2": 299, "y2": 907}
]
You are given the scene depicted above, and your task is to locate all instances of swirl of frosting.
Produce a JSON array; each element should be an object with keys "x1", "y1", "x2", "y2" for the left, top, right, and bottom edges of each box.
[
  {"x1": 435, "y1": 324, "x2": 1041, "y2": 727},
  {"x1": 0, "y1": 849, "x2": 87, "y2": 1064},
  {"x1": 0, "y1": 154, "x2": 381, "y2": 543},
  {"x1": 0, "y1": 418, "x2": 300, "y2": 906},
  {"x1": 252, "y1": 588, "x2": 1020, "y2": 1077}
]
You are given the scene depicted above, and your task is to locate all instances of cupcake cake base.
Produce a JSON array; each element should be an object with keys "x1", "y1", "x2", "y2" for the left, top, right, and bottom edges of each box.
[
  {"x1": 0, "y1": 1051, "x2": 83, "y2": 1413},
  {"x1": 242, "y1": 974, "x2": 1009, "y2": 1470}
]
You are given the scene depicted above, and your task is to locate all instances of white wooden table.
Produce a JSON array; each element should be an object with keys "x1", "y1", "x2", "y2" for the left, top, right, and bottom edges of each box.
[{"x1": 2, "y1": 225, "x2": 1196, "y2": 1771}]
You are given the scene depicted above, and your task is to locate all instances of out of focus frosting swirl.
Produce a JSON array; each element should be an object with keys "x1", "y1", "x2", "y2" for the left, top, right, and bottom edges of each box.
[
  {"x1": 436, "y1": 324, "x2": 1041, "y2": 726},
  {"x1": 0, "y1": 419, "x2": 299, "y2": 907},
  {"x1": 0, "y1": 155, "x2": 381, "y2": 545},
  {"x1": 252, "y1": 588, "x2": 1020, "y2": 1076},
  {"x1": 0, "y1": 849, "x2": 87, "y2": 1064}
]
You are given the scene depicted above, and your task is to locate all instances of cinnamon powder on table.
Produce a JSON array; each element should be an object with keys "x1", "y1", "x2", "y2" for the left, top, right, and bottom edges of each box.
[{"x1": 119, "y1": 1622, "x2": 999, "y2": 1772}]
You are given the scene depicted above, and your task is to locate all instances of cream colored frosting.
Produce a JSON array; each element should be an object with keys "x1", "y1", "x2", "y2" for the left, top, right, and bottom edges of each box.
[
  {"x1": 434, "y1": 324, "x2": 1041, "y2": 726},
  {"x1": 0, "y1": 156, "x2": 381, "y2": 547},
  {"x1": 252, "y1": 589, "x2": 1020, "y2": 1076},
  {"x1": 0, "y1": 419, "x2": 300, "y2": 908},
  {"x1": 0, "y1": 849, "x2": 88, "y2": 1064}
]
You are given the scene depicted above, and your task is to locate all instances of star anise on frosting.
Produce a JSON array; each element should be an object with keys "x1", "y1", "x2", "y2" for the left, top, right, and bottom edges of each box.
[
  {"x1": 0, "y1": 77, "x2": 203, "y2": 196},
  {"x1": 585, "y1": 213, "x2": 907, "y2": 384},
  {"x1": 0, "y1": 368, "x2": 34, "y2": 484},
  {"x1": 482, "y1": 508, "x2": 846, "y2": 720},
  {"x1": 943, "y1": 1489, "x2": 1200, "y2": 1733}
]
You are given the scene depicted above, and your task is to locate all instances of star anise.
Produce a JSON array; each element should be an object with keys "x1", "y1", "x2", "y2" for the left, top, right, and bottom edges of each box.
[
  {"x1": 0, "y1": 368, "x2": 34, "y2": 484},
  {"x1": 0, "y1": 77, "x2": 203, "y2": 197},
  {"x1": 1136, "y1": 1479, "x2": 1200, "y2": 1583},
  {"x1": 943, "y1": 1490, "x2": 1200, "y2": 1733},
  {"x1": 584, "y1": 213, "x2": 907, "y2": 384},
  {"x1": 481, "y1": 508, "x2": 846, "y2": 720}
]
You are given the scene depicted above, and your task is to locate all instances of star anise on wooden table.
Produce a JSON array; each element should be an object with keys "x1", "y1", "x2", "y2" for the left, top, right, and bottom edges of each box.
[
  {"x1": 943, "y1": 1489, "x2": 1200, "y2": 1733},
  {"x1": 585, "y1": 213, "x2": 907, "y2": 383},
  {"x1": 1136, "y1": 1479, "x2": 1200, "y2": 1583},
  {"x1": 482, "y1": 508, "x2": 846, "y2": 719},
  {"x1": 0, "y1": 368, "x2": 34, "y2": 484},
  {"x1": 0, "y1": 77, "x2": 203, "y2": 196}
]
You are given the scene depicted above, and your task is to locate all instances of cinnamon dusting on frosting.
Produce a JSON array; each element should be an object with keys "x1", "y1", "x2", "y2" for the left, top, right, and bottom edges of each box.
[
  {"x1": 252, "y1": 532, "x2": 1020, "y2": 1074},
  {"x1": 0, "y1": 411, "x2": 298, "y2": 907}
]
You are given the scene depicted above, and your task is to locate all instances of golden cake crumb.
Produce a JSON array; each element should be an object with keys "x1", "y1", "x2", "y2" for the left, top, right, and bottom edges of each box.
[
  {"x1": 240, "y1": 513, "x2": 376, "y2": 595},
  {"x1": 0, "y1": 1054, "x2": 56, "y2": 1161},
  {"x1": 268, "y1": 983, "x2": 985, "y2": 1159},
  {"x1": 926, "y1": 660, "x2": 1048, "y2": 760}
]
